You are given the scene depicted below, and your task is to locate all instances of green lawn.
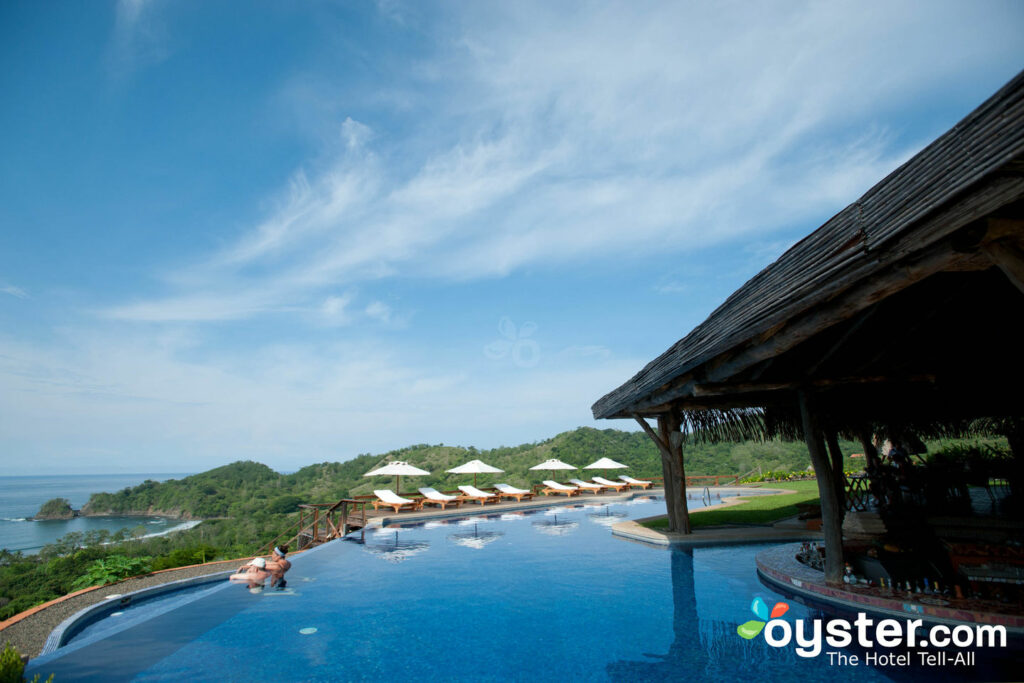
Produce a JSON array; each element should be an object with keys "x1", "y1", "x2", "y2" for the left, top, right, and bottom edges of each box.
[{"x1": 642, "y1": 480, "x2": 821, "y2": 529}]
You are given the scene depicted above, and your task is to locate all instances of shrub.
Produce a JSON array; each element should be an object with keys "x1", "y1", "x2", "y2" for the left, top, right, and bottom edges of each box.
[
  {"x1": 71, "y1": 555, "x2": 151, "y2": 590},
  {"x1": 1, "y1": 642, "x2": 53, "y2": 683},
  {"x1": 150, "y1": 546, "x2": 218, "y2": 571}
]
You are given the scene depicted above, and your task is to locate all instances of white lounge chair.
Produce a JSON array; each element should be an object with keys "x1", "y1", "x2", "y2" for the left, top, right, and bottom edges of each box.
[
  {"x1": 494, "y1": 483, "x2": 534, "y2": 501},
  {"x1": 619, "y1": 475, "x2": 653, "y2": 490},
  {"x1": 372, "y1": 489, "x2": 421, "y2": 513},
  {"x1": 458, "y1": 485, "x2": 499, "y2": 505},
  {"x1": 541, "y1": 480, "x2": 579, "y2": 497},
  {"x1": 569, "y1": 478, "x2": 604, "y2": 494},
  {"x1": 592, "y1": 476, "x2": 628, "y2": 492},
  {"x1": 418, "y1": 487, "x2": 462, "y2": 509}
]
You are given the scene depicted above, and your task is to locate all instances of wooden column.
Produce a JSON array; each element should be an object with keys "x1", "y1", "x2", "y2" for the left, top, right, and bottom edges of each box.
[
  {"x1": 635, "y1": 413, "x2": 688, "y2": 533},
  {"x1": 825, "y1": 431, "x2": 848, "y2": 522},
  {"x1": 858, "y1": 428, "x2": 880, "y2": 470},
  {"x1": 798, "y1": 390, "x2": 844, "y2": 585},
  {"x1": 662, "y1": 411, "x2": 692, "y2": 534}
]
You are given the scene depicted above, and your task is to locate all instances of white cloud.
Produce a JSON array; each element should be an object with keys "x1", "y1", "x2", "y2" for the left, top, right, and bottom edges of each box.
[
  {"x1": 0, "y1": 328, "x2": 641, "y2": 473},
  {"x1": 1, "y1": 284, "x2": 28, "y2": 299},
  {"x1": 365, "y1": 301, "x2": 392, "y2": 323},
  {"x1": 99, "y1": 1, "x2": 1016, "y2": 323},
  {"x1": 109, "y1": 0, "x2": 169, "y2": 78}
]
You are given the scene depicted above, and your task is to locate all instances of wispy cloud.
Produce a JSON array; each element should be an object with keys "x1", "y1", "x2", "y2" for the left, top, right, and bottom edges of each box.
[
  {"x1": 108, "y1": 0, "x2": 169, "y2": 79},
  {"x1": 97, "y1": 1, "x2": 990, "y2": 324},
  {"x1": 1, "y1": 284, "x2": 28, "y2": 299},
  {"x1": 0, "y1": 328, "x2": 640, "y2": 472}
]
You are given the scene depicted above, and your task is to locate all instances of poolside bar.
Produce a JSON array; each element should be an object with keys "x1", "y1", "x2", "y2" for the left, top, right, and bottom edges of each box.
[{"x1": 593, "y1": 69, "x2": 1024, "y2": 587}]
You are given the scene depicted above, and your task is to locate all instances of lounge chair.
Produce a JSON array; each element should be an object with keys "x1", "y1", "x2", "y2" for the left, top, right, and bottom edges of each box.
[
  {"x1": 619, "y1": 475, "x2": 653, "y2": 490},
  {"x1": 494, "y1": 483, "x2": 534, "y2": 501},
  {"x1": 592, "y1": 476, "x2": 628, "y2": 492},
  {"x1": 458, "y1": 485, "x2": 499, "y2": 505},
  {"x1": 418, "y1": 487, "x2": 462, "y2": 509},
  {"x1": 569, "y1": 478, "x2": 605, "y2": 494},
  {"x1": 541, "y1": 480, "x2": 579, "y2": 497},
  {"x1": 372, "y1": 489, "x2": 422, "y2": 513}
]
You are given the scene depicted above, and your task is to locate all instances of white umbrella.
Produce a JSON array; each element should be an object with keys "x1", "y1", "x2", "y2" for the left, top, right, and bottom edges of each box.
[
  {"x1": 363, "y1": 461, "x2": 430, "y2": 495},
  {"x1": 584, "y1": 457, "x2": 628, "y2": 470},
  {"x1": 447, "y1": 459, "x2": 504, "y2": 487},
  {"x1": 529, "y1": 458, "x2": 577, "y2": 484}
]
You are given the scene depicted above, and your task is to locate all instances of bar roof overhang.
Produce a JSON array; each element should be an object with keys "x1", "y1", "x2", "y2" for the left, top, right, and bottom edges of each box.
[{"x1": 593, "y1": 70, "x2": 1024, "y2": 426}]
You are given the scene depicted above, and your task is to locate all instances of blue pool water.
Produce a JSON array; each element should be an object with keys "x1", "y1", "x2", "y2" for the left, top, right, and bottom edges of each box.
[{"x1": 28, "y1": 496, "x2": 899, "y2": 682}]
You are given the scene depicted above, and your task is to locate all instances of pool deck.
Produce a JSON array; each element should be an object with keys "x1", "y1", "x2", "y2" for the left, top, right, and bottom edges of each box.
[{"x1": 368, "y1": 487, "x2": 662, "y2": 526}]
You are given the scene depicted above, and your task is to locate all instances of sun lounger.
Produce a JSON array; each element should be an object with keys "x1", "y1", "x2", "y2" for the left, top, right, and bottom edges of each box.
[
  {"x1": 619, "y1": 475, "x2": 653, "y2": 490},
  {"x1": 494, "y1": 483, "x2": 534, "y2": 501},
  {"x1": 372, "y1": 489, "x2": 422, "y2": 513},
  {"x1": 569, "y1": 478, "x2": 605, "y2": 494},
  {"x1": 592, "y1": 476, "x2": 628, "y2": 492},
  {"x1": 418, "y1": 487, "x2": 462, "y2": 509},
  {"x1": 541, "y1": 480, "x2": 579, "y2": 497},
  {"x1": 458, "y1": 485, "x2": 499, "y2": 505}
]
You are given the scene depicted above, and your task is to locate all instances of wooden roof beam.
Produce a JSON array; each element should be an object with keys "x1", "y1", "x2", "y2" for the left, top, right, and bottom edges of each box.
[
  {"x1": 690, "y1": 374, "x2": 936, "y2": 398},
  {"x1": 981, "y1": 220, "x2": 1024, "y2": 294},
  {"x1": 609, "y1": 237, "x2": 992, "y2": 417}
]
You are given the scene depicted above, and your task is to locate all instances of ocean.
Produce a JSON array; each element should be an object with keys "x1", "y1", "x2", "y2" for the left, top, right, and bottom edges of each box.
[{"x1": 0, "y1": 473, "x2": 194, "y2": 555}]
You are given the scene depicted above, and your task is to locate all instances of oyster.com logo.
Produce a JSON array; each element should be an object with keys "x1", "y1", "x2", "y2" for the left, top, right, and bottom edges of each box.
[
  {"x1": 736, "y1": 596, "x2": 789, "y2": 640},
  {"x1": 735, "y1": 594, "x2": 1005, "y2": 666}
]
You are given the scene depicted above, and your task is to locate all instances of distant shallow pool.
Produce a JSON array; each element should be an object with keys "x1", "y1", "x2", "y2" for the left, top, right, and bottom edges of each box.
[{"x1": 24, "y1": 495, "x2": 958, "y2": 681}]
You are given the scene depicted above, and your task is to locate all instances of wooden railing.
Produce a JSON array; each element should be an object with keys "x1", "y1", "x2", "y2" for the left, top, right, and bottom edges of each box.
[
  {"x1": 258, "y1": 499, "x2": 368, "y2": 554},
  {"x1": 844, "y1": 474, "x2": 872, "y2": 511},
  {"x1": 685, "y1": 474, "x2": 741, "y2": 487}
]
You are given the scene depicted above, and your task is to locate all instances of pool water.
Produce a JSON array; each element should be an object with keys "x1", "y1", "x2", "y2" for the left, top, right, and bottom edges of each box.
[{"x1": 29, "y1": 496, "x2": 894, "y2": 682}]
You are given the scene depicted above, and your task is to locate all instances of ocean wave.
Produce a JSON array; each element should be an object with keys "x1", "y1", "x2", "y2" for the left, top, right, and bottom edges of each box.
[
  {"x1": 1, "y1": 517, "x2": 28, "y2": 522},
  {"x1": 136, "y1": 520, "x2": 201, "y2": 540}
]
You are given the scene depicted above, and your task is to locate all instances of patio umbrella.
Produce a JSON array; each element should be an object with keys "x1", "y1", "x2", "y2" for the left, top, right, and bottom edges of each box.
[
  {"x1": 529, "y1": 458, "x2": 578, "y2": 484},
  {"x1": 447, "y1": 459, "x2": 504, "y2": 487},
  {"x1": 584, "y1": 457, "x2": 628, "y2": 470},
  {"x1": 363, "y1": 461, "x2": 430, "y2": 496}
]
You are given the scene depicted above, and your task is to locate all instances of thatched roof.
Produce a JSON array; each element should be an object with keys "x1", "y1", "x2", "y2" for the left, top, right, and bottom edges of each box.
[{"x1": 594, "y1": 69, "x2": 1024, "y2": 423}]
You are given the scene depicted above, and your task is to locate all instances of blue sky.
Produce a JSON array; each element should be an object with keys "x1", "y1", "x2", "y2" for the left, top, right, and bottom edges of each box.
[{"x1": 1, "y1": 1, "x2": 1022, "y2": 474}]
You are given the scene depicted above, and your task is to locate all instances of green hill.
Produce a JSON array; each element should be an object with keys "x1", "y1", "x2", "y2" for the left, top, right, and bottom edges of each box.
[{"x1": 78, "y1": 427, "x2": 857, "y2": 518}]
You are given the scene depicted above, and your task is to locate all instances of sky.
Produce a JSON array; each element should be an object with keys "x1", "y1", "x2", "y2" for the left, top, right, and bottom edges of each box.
[{"x1": 1, "y1": 1, "x2": 1022, "y2": 475}]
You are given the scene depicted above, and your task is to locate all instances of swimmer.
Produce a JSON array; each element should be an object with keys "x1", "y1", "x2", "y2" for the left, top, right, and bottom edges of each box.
[
  {"x1": 229, "y1": 556, "x2": 270, "y2": 588},
  {"x1": 266, "y1": 546, "x2": 291, "y2": 588}
]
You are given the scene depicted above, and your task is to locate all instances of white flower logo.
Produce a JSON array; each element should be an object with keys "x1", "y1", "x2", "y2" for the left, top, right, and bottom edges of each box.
[{"x1": 484, "y1": 317, "x2": 540, "y2": 368}]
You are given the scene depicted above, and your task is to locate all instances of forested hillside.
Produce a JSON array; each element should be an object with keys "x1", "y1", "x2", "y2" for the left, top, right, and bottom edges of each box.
[{"x1": 79, "y1": 427, "x2": 860, "y2": 517}]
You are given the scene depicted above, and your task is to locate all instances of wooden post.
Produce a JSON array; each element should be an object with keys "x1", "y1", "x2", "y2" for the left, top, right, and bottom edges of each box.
[
  {"x1": 634, "y1": 413, "x2": 687, "y2": 532},
  {"x1": 858, "y1": 428, "x2": 880, "y2": 470},
  {"x1": 798, "y1": 389, "x2": 844, "y2": 585},
  {"x1": 825, "y1": 431, "x2": 848, "y2": 521},
  {"x1": 666, "y1": 412, "x2": 692, "y2": 535}
]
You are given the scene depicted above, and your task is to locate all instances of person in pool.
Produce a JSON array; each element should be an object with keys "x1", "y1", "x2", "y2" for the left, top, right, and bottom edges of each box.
[
  {"x1": 266, "y1": 546, "x2": 291, "y2": 588},
  {"x1": 229, "y1": 556, "x2": 270, "y2": 589}
]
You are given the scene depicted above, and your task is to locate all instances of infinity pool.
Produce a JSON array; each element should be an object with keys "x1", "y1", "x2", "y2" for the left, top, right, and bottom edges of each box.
[{"x1": 30, "y1": 496, "x2": 891, "y2": 682}]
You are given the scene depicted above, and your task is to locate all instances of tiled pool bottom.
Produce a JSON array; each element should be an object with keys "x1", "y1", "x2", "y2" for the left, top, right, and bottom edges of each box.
[{"x1": 30, "y1": 497, "x2": 892, "y2": 683}]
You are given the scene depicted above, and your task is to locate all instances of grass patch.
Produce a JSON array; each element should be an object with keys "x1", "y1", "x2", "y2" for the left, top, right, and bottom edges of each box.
[{"x1": 642, "y1": 480, "x2": 821, "y2": 530}]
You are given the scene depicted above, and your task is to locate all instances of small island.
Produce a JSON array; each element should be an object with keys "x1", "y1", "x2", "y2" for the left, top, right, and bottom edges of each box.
[{"x1": 33, "y1": 497, "x2": 78, "y2": 520}]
